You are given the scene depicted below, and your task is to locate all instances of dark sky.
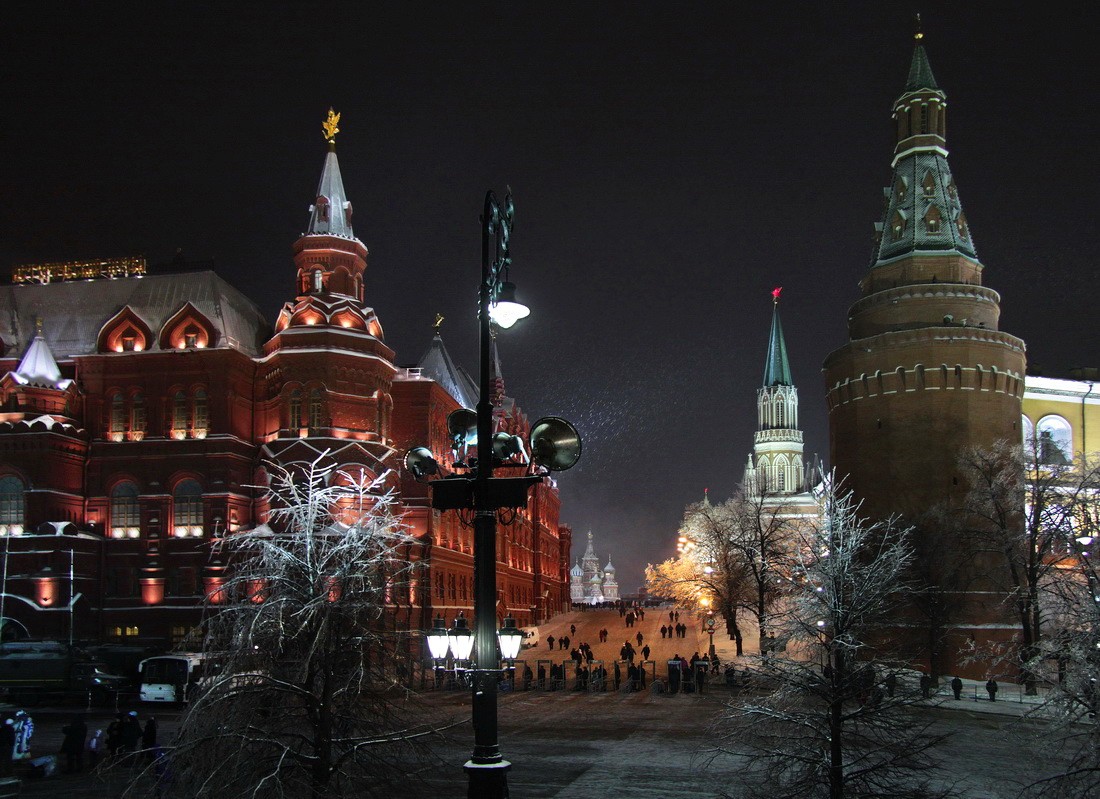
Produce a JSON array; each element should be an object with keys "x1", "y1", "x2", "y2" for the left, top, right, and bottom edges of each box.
[{"x1": 3, "y1": 2, "x2": 1097, "y2": 592}]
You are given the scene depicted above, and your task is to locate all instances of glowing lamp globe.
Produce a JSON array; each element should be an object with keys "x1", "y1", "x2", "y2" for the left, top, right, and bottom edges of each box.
[
  {"x1": 449, "y1": 614, "x2": 474, "y2": 662},
  {"x1": 426, "y1": 616, "x2": 450, "y2": 660},
  {"x1": 489, "y1": 282, "x2": 530, "y2": 329},
  {"x1": 497, "y1": 616, "x2": 523, "y2": 660}
]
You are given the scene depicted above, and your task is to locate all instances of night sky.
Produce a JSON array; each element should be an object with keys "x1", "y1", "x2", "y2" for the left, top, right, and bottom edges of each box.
[{"x1": 3, "y1": 2, "x2": 1097, "y2": 592}]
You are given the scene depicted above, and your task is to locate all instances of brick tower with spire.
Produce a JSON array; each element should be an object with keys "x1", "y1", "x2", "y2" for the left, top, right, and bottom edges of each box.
[{"x1": 822, "y1": 33, "x2": 1026, "y2": 673}]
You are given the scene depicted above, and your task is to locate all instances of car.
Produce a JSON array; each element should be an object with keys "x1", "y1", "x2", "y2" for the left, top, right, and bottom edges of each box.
[{"x1": 519, "y1": 626, "x2": 540, "y2": 649}]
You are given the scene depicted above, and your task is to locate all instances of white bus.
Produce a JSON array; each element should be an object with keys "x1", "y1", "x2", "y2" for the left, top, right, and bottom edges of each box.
[{"x1": 138, "y1": 653, "x2": 205, "y2": 703}]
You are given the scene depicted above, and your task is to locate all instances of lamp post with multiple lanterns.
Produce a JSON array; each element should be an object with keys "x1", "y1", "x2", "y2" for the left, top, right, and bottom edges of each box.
[{"x1": 406, "y1": 190, "x2": 581, "y2": 799}]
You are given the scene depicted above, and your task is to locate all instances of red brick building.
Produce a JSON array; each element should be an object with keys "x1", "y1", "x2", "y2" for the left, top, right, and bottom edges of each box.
[{"x1": 0, "y1": 132, "x2": 572, "y2": 649}]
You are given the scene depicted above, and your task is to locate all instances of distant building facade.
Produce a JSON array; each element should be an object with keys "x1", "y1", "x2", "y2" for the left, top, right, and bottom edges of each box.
[{"x1": 0, "y1": 127, "x2": 572, "y2": 648}]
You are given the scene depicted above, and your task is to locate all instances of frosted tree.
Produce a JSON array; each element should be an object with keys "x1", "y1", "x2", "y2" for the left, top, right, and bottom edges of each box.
[
  {"x1": 157, "y1": 458, "x2": 445, "y2": 799},
  {"x1": 1017, "y1": 486, "x2": 1100, "y2": 798},
  {"x1": 957, "y1": 440, "x2": 1100, "y2": 694},
  {"x1": 711, "y1": 482, "x2": 953, "y2": 799},
  {"x1": 645, "y1": 489, "x2": 796, "y2": 656}
]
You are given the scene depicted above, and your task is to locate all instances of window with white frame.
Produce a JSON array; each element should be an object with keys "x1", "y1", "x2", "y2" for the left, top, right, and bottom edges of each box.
[{"x1": 1036, "y1": 415, "x2": 1072, "y2": 466}]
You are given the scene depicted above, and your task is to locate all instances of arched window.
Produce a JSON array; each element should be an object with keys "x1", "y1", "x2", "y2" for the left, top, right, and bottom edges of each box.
[
  {"x1": 288, "y1": 390, "x2": 302, "y2": 429},
  {"x1": 171, "y1": 391, "x2": 188, "y2": 439},
  {"x1": 0, "y1": 476, "x2": 25, "y2": 536},
  {"x1": 130, "y1": 394, "x2": 146, "y2": 441},
  {"x1": 110, "y1": 482, "x2": 140, "y2": 539},
  {"x1": 109, "y1": 394, "x2": 126, "y2": 441},
  {"x1": 173, "y1": 480, "x2": 204, "y2": 537},
  {"x1": 308, "y1": 389, "x2": 323, "y2": 429},
  {"x1": 774, "y1": 398, "x2": 785, "y2": 427},
  {"x1": 192, "y1": 389, "x2": 208, "y2": 438},
  {"x1": 1036, "y1": 415, "x2": 1073, "y2": 466}
]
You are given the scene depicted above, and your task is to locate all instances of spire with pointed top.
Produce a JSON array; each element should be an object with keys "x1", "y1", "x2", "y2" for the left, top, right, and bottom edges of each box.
[
  {"x1": 763, "y1": 292, "x2": 793, "y2": 388},
  {"x1": 307, "y1": 111, "x2": 355, "y2": 238}
]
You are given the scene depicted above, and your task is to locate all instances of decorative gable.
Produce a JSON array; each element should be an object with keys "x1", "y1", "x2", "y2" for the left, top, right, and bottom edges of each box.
[
  {"x1": 159, "y1": 302, "x2": 217, "y2": 350},
  {"x1": 97, "y1": 307, "x2": 154, "y2": 353}
]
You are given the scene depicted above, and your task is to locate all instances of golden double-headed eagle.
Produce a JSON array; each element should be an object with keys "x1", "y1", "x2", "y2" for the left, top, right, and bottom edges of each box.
[{"x1": 322, "y1": 108, "x2": 341, "y2": 142}]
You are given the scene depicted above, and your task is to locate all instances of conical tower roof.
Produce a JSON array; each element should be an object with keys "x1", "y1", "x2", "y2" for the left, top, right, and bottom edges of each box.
[
  {"x1": 570, "y1": 560, "x2": 583, "y2": 577},
  {"x1": 13, "y1": 328, "x2": 70, "y2": 389},
  {"x1": 306, "y1": 110, "x2": 355, "y2": 239},
  {"x1": 604, "y1": 555, "x2": 616, "y2": 573},
  {"x1": 763, "y1": 290, "x2": 793, "y2": 387},
  {"x1": 417, "y1": 331, "x2": 477, "y2": 408},
  {"x1": 904, "y1": 42, "x2": 939, "y2": 93}
]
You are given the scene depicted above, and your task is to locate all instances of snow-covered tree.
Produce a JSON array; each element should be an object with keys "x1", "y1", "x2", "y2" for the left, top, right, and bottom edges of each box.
[
  {"x1": 957, "y1": 440, "x2": 1100, "y2": 693},
  {"x1": 159, "y1": 458, "x2": 443, "y2": 799},
  {"x1": 645, "y1": 489, "x2": 796, "y2": 656},
  {"x1": 712, "y1": 482, "x2": 952, "y2": 799}
]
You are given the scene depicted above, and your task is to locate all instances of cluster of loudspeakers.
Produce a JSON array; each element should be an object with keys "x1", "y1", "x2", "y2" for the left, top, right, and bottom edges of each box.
[{"x1": 404, "y1": 408, "x2": 581, "y2": 479}]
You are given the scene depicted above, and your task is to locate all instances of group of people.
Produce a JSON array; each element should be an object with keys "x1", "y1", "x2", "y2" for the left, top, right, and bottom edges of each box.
[
  {"x1": 661, "y1": 623, "x2": 689, "y2": 639},
  {"x1": 0, "y1": 710, "x2": 33, "y2": 776},
  {"x1": 622, "y1": 609, "x2": 645, "y2": 627}
]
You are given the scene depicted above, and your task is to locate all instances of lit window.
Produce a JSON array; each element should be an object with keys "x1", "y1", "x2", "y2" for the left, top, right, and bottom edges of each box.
[
  {"x1": 309, "y1": 389, "x2": 323, "y2": 429},
  {"x1": 110, "y1": 482, "x2": 140, "y2": 538},
  {"x1": 289, "y1": 390, "x2": 303, "y2": 429},
  {"x1": 0, "y1": 476, "x2": 25, "y2": 536},
  {"x1": 172, "y1": 391, "x2": 188, "y2": 439},
  {"x1": 192, "y1": 389, "x2": 208, "y2": 439},
  {"x1": 109, "y1": 394, "x2": 126, "y2": 442},
  {"x1": 173, "y1": 480, "x2": 204, "y2": 537}
]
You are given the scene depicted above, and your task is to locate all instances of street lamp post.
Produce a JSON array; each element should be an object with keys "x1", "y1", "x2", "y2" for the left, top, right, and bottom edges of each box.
[
  {"x1": 465, "y1": 189, "x2": 532, "y2": 798},
  {"x1": 406, "y1": 190, "x2": 581, "y2": 799}
]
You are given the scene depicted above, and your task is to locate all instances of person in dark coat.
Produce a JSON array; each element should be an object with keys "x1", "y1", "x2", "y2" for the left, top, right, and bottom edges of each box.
[
  {"x1": 636, "y1": 631, "x2": 644, "y2": 648},
  {"x1": 121, "y1": 712, "x2": 142, "y2": 754},
  {"x1": 106, "y1": 714, "x2": 123, "y2": 762},
  {"x1": 547, "y1": 635, "x2": 555, "y2": 651},
  {"x1": 919, "y1": 673, "x2": 932, "y2": 699},
  {"x1": 613, "y1": 660, "x2": 622, "y2": 690},
  {"x1": 642, "y1": 644, "x2": 651, "y2": 662},
  {"x1": 61, "y1": 714, "x2": 88, "y2": 773},
  {"x1": 142, "y1": 717, "x2": 158, "y2": 761},
  {"x1": 884, "y1": 671, "x2": 897, "y2": 697},
  {"x1": 986, "y1": 679, "x2": 998, "y2": 701},
  {"x1": 951, "y1": 676, "x2": 963, "y2": 700}
]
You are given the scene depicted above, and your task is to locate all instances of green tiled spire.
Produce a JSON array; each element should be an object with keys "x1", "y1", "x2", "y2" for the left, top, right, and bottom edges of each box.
[
  {"x1": 763, "y1": 294, "x2": 792, "y2": 388},
  {"x1": 904, "y1": 43, "x2": 939, "y2": 93}
]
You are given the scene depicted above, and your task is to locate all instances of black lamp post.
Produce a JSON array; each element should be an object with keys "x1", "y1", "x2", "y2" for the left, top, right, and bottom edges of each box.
[
  {"x1": 464, "y1": 189, "x2": 522, "y2": 797},
  {"x1": 405, "y1": 190, "x2": 581, "y2": 799}
]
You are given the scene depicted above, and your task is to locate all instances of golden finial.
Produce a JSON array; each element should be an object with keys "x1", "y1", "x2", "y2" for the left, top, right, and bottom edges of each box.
[
  {"x1": 433, "y1": 313, "x2": 445, "y2": 332},
  {"x1": 34, "y1": 316, "x2": 44, "y2": 336},
  {"x1": 322, "y1": 107, "x2": 341, "y2": 143},
  {"x1": 914, "y1": 13, "x2": 924, "y2": 40}
]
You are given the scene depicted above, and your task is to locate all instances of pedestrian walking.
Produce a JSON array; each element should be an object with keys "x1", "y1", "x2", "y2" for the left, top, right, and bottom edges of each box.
[
  {"x1": 986, "y1": 679, "x2": 998, "y2": 701},
  {"x1": 919, "y1": 673, "x2": 931, "y2": 699},
  {"x1": 106, "y1": 714, "x2": 123, "y2": 762},
  {"x1": 951, "y1": 676, "x2": 963, "y2": 700},
  {"x1": 570, "y1": 624, "x2": 576, "y2": 637},
  {"x1": 547, "y1": 634, "x2": 555, "y2": 651},
  {"x1": 61, "y1": 714, "x2": 87, "y2": 773},
  {"x1": 561, "y1": 635, "x2": 570, "y2": 651},
  {"x1": 642, "y1": 644, "x2": 651, "y2": 662},
  {"x1": 660, "y1": 625, "x2": 667, "y2": 639},
  {"x1": 674, "y1": 611, "x2": 680, "y2": 622},
  {"x1": 636, "y1": 631, "x2": 643, "y2": 647}
]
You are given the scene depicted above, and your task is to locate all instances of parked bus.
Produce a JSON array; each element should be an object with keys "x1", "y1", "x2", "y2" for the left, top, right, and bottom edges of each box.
[{"x1": 138, "y1": 653, "x2": 204, "y2": 703}]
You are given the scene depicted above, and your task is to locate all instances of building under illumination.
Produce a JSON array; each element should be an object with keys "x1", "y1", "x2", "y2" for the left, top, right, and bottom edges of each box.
[{"x1": 0, "y1": 124, "x2": 572, "y2": 649}]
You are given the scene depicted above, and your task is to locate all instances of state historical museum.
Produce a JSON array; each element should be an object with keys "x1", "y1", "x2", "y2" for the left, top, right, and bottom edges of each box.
[{"x1": 0, "y1": 125, "x2": 573, "y2": 649}]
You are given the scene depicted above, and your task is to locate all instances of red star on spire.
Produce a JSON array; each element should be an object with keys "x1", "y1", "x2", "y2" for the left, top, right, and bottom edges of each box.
[{"x1": 771, "y1": 286, "x2": 783, "y2": 304}]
